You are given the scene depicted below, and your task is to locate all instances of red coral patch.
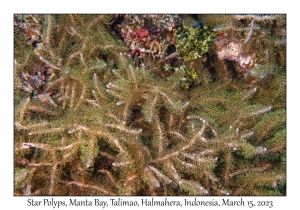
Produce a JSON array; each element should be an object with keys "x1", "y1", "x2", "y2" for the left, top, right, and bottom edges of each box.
[{"x1": 135, "y1": 28, "x2": 149, "y2": 41}]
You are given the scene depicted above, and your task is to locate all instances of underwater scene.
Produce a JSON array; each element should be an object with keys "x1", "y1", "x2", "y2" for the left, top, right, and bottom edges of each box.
[{"x1": 14, "y1": 14, "x2": 286, "y2": 196}]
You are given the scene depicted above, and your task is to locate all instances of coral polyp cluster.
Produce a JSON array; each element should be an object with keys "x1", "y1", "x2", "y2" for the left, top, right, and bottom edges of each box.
[
  {"x1": 14, "y1": 14, "x2": 286, "y2": 196},
  {"x1": 116, "y1": 14, "x2": 181, "y2": 61},
  {"x1": 215, "y1": 35, "x2": 255, "y2": 70}
]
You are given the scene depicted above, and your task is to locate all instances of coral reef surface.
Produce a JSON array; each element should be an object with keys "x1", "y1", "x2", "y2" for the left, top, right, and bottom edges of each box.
[{"x1": 14, "y1": 14, "x2": 286, "y2": 196}]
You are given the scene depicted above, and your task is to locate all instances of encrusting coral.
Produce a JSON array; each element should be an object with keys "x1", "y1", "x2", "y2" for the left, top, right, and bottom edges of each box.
[{"x1": 14, "y1": 14, "x2": 286, "y2": 196}]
